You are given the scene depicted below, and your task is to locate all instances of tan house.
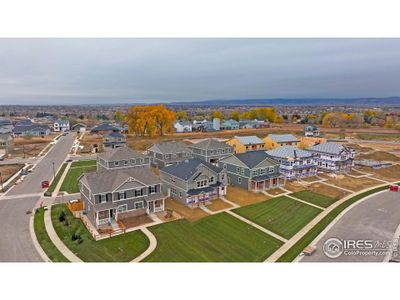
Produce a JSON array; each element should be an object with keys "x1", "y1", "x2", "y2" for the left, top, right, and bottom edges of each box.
[
  {"x1": 263, "y1": 134, "x2": 299, "y2": 150},
  {"x1": 226, "y1": 136, "x2": 265, "y2": 154}
]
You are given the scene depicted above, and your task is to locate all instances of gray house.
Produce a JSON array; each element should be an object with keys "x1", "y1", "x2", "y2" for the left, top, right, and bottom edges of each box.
[
  {"x1": 102, "y1": 132, "x2": 126, "y2": 149},
  {"x1": 12, "y1": 123, "x2": 50, "y2": 137},
  {"x1": 79, "y1": 167, "x2": 165, "y2": 228},
  {"x1": 147, "y1": 141, "x2": 193, "y2": 168},
  {"x1": 97, "y1": 146, "x2": 150, "y2": 172},
  {"x1": 160, "y1": 158, "x2": 227, "y2": 207},
  {"x1": 219, "y1": 151, "x2": 284, "y2": 192},
  {"x1": 304, "y1": 125, "x2": 320, "y2": 137},
  {"x1": 189, "y1": 138, "x2": 234, "y2": 165}
]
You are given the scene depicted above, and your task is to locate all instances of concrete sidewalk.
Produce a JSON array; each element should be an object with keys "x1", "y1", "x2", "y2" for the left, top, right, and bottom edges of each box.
[{"x1": 131, "y1": 227, "x2": 158, "y2": 262}]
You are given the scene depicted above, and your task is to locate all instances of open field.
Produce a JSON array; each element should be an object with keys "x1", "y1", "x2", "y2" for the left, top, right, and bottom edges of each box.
[
  {"x1": 207, "y1": 198, "x2": 232, "y2": 211},
  {"x1": 144, "y1": 212, "x2": 283, "y2": 262},
  {"x1": 277, "y1": 185, "x2": 390, "y2": 262},
  {"x1": 233, "y1": 196, "x2": 322, "y2": 239},
  {"x1": 318, "y1": 173, "x2": 383, "y2": 191},
  {"x1": 355, "y1": 165, "x2": 400, "y2": 182},
  {"x1": 60, "y1": 163, "x2": 96, "y2": 193},
  {"x1": 164, "y1": 198, "x2": 209, "y2": 222},
  {"x1": 225, "y1": 186, "x2": 269, "y2": 206},
  {"x1": 33, "y1": 208, "x2": 69, "y2": 262},
  {"x1": 357, "y1": 151, "x2": 400, "y2": 162},
  {"x1": 10, "y1": 134, "x2": 58, "y2": 158},
  {"x1": 290, "y1": 190, "x2": 337, "y2": 208},
  {"x1": 51, "y1": 204, "x2": 149, "y2": 262},
  {"x1": 0, "y1": 164, "x2": 24, "y2": 182}
]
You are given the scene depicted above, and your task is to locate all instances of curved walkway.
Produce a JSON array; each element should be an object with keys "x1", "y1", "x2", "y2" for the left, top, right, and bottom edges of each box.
[
  {"x1": 44, "y1": 207, "x2": 82, "y2": 262},
  {"x1": 131, "y1": 227, "x2": 157, "y2": 262}
]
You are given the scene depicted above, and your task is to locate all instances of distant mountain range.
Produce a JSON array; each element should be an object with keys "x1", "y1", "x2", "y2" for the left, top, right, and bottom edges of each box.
[{"x1": 169, "y1": 97, "x2": 400, "y2": 107}]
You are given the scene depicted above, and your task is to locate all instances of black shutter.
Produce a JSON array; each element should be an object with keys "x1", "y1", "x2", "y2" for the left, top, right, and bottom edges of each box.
[
  {"x1": 124, "y1": 191, "x2": 127, "y2": 199},
  {"x1": 117, "y1": 192, "x2": 120, "y2": 200}
]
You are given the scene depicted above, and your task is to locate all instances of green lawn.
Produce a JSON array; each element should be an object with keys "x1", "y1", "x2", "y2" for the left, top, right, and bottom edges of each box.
[
  {"x1": 71, "y1": 160, "x2": 96, "y2": 168},
  {"x1": 290, "y1": 190, "x2": 337, "y2": 208},
  {"x1": 277, "y1": 185, "x2": 389, "y2": 262},
  {"x1": 144, "y1": 212, "x2": 283, "y2": 262},
  {"x1": 60, "y1": 165, "x2": 96, "y2": 193},
  {"x1": 233, "y1": 196, "x2": 322, "y2": 240},
  {"x1": 47, "y1": 163, "x2": 67, "y2": 193},
  {"x1": 51, "y1": 204, "x2": 150, "y2": 262},
  {"x1": 33, "y1": 208, "x2": 69, "y2": 262}
]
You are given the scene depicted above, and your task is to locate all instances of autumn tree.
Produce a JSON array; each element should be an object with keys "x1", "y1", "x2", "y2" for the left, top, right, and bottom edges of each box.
[
  {"x1": 211, "y1": 111, "x2": 224, "y2": 120},
  {"x1": 114, "y1": 111, "x2": 124, "y2": 123},
  {"x1": 229, "y1": 111, "x2": 240, "y2": 121},
  {"x1": 176, "y1": 111, "x2": 189, "y2": 121}
]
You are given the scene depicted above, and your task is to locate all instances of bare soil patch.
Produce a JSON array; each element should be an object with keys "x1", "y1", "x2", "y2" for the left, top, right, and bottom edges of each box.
[
  {"x1": 284, "y1": 181, "x2": 308, "y2": 192},
  {"x1": 164, "y1": 198, "x2": 209, "y2": 222},
  {"x1": 0, "y1": 164, "x2": 24, "y2": 182},
  {"x1": 267, "y1": 187, "x2": 287, "y2": 196},
  {"x1": 225, "y1": 186, "x2": 269, "y2": 206},
  {"x1": 357, "y1": 151, "x2": 400, "y2": 162},
  {"x1": 318, "y1": 173, "x2": 382, "y2": 191},
  {"x1": 307, "y1": 182, "x2": 349, "y2": 200},
  {"x1": 356, "y1": 165, "x2": 400, "y2": 182},
  {"x1": 118, "y1": 214, "x2": 153, "y2": 229},
  {"x1": 207, "y1": 198, "x2": 232, "y2": 212}
]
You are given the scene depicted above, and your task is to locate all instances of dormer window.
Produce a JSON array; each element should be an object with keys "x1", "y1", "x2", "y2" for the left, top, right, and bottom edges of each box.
[{"x1": 114, "y1": 161, "x2": 119, "y2": 166}]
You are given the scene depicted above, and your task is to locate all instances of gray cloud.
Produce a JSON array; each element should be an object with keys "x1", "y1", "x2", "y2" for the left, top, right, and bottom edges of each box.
[{"x1": 0, "y1": 38, "x2": 400, "y2": 104}]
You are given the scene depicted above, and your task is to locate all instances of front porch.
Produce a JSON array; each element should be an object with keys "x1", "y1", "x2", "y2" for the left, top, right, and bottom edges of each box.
[
  {"x1": 186, "y1": 186, "x2": 226, "y2": 207},
  {"x1": 249, "y1": 176, "x2": 285, "y2": 193}
]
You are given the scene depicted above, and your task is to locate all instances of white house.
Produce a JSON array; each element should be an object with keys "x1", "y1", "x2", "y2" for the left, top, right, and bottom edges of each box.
[
  {"x1": 53, "y1": 119, "x2": 70, "y2": 132},
  {"x1": 174, "y1": 121, "x2": 192, "y2": 133}
]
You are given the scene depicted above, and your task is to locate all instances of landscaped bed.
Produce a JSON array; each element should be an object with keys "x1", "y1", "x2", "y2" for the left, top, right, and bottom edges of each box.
[
  {"x1": 225, "y1": 186, "x2": 269, "y2": 206},
  {"x1": 233, "y1": 196, "x2": 322, "y2": 240},
  {"x1": 277, "y1": 185, "x2": 389, "y2": 262},
  {"x1": 51, "y1": 204, "x2": 150, "y2": 262},
  {"x1": 290, "y1": 190, "x2": 337, "y2": 208},
  {"x1": 33, "y1": 207, "x2": 69, "y2": 262},
  {"x1": 144, "y1": 212, "x2": 283, "y2": 262},
  {"x1": 60, "y1": 163, "x2": 96, "y2": 193}
]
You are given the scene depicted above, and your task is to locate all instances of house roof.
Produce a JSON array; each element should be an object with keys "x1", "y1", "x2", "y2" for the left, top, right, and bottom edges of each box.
[
  {"x1": 308, "y1": 142, "x2": 351, "y2": 155},
  {"x1": 233, "y1": 135, "x2": 264, "y2": 145},
  {"x1": 80, "y1": 167, "x2": 160, "y2": 194},
  {"x1": 190, "y1": 138, "x2": 232, "y2": 151},
  {"x1": 234, "y1": 151, "x2": 279, "y2": 169},
  {"x1": 148, "y1": 141, "x2": 192, "y2": 154},
  {"x1": 175, "y1": 121, "x2": 192, "y2": 126},
  {"x1": 54, "y1": 119, "x2": 69, "y2": 125},
  {"x1": 266, "y1": 145, "x2": 314, "y2": 159},
  {"x1": 161, "y1": 158, "x2": 222, "y2": 180},
  {"x1": 13, "y1": 124, "x2": 49, "y2": 133},
  {"x1": 91, "y1": 123, "x2": 120, "y2": 132},
  {"x1": 98, "y1": 146, "x2": 146, "y2": 161},
  {"x1": 104, "y1": 132, "x2": 125, "y2": 139},
  {"x1": 267, "y1": 134, "x2": 299, "y2": 143},
  {"x1": 304, "y1": 124, "x2": 319, "y2": 131},
  {"x1": 71, "y1": 123, "x2": 87, "y2": 129}
]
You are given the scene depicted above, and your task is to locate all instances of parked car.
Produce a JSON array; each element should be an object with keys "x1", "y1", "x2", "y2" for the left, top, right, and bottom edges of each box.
[
  {"x1": 41, "y1": 180, "x2": 49, "y2": 188},
  {"x1": 20, "y1": 169, "x2": 28, "y2": 176},
  {"x1": 389, "y1": 185, "x2": 399, "y2": 192}
]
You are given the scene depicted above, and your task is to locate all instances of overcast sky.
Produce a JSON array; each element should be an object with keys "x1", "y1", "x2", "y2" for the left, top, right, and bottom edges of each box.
[{"x1": 0, "y1": 38, "x2": 400, "y2": 105}]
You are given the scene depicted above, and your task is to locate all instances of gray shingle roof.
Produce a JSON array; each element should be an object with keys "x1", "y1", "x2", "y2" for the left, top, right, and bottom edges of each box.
[
  {"x1": 105, "y1": 132, "x2": 125, "y2": 139},
  {"x1": 13, "y1": 124, "x2": 49, "y2": 133},
  {"x1": 91, "y1": 123, "x2": 120, "y2": 132},
  {"x1": 234, "y1": 135, "x2": 264, "y2": 145},
  {"x1": 268, "y1": 134, "x2": 299, "y2": 143},
  {"x1": 234, "y1": 151, "x2": 279, "y2": 169},
  {"x1": 148, "y1": 141, "x2": 192, "y2": 154},
  {"x1": 308, "y1": 142, "x2": 351, "y2": 155},
  {"x1": 190, "y1": 138, "x2": 232, "y2": 151},
  {"x1": 160, "y1": 158, "x2": 223, "y2": 180},
  {"x1": 266, "y1": 145, "x2": 313, "y2": 159},
  {"x1": 80, "y1": 167, "x2": 160, "y2": 194},
  {"x1": 98, "y1": 146, "x2": 146, "y2": 161}
]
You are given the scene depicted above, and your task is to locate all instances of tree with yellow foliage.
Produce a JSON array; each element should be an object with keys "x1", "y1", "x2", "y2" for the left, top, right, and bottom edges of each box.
[{"x1": 211, "y1": 111, "x2": 224, "y2": 120}]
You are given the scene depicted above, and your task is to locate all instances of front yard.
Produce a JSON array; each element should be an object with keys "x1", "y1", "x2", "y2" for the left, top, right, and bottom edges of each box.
[
  {"x1": 225, "y1": 186, "x2": 269, "y2": 206},
  {"x1": 60, "y1": 160, "x2": 96, "y2": 193},
  {"x1": 233, "y1": 196, "x2": 322, "y2": 240},
  {"x1": 51, "y1": 204, "x2": 150, "y2": 262},
  {"x1": 144, "y1": 212, "x2": 283, "y2": 262},
  {"x1": 290, "y1": 190, "x2": 337, "y2": 208}
]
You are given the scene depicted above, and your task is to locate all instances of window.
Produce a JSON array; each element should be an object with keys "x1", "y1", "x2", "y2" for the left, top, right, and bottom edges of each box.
[
  {"x1": 197, "y1": 180, "x2": 207, "y2": 187},
  {"x1": 269, "y1": 167, "x2": 275, "y2": 173},
  {"x1": 171, "y1": 188, "x2": 177, "y2": 195},
  {"x1": 134, "y1": 201, "x2": 144, "y2": 209},
  {"x1": 252, "y1": 170, "x2": 258, "y2": 176},
  {"x1": 210, "y1": 176, "x2": 214, "y2": 183},
  {"x1": 114, "y1": 161, "x2": 119, "y2": 166},
  {"x1": 118, "y1": 192, "x2": 125, "y2": 200},
  {"x1": 149, "y1": 185, "x2": 156, "y2": 194},
  {"x1": 170, "y1": 177, "x2": 176, "y2": 183},
  {"x1": 100, "y1": 194, "x2": 107, "y2": 203},
  {"x1": 179, "y1": 192, "x2": 182, "y2": 197},
  {"x1": 131, "y1": 159, "x2": 136, "y2": 164},
  {"x1": 135, "y1": 189, "x2": 143, "y2": 197},
  {"x1": 117, "y1": 205, "x2": 127, "y2": 213},
  {"x1": 124, "y1": 160, "x2": 128, "y2": 165},
  {"x1": 238, "y1": 177, "x2": 241, "y2": 184},
  {"x1": 260, "y1": 168, "x2": 265, "y2": 175}
]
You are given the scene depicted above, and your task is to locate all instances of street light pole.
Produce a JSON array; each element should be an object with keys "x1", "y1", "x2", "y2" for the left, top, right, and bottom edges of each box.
[
  {"x1": 52, "y1": 162, "x2": 56, "y2": 180},
  {"x1": 0, "y1": 172, "x2": 3, "y2": 193}
]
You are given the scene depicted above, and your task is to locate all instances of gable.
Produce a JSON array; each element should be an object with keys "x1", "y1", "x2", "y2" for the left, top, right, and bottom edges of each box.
[
  {"x1": 187, "y1": 163, "x2": 219, "y2": 181},
  {"x1": 220, "y1": 154, "x2": 248, "y2": 168},
  {"x1": 114, "y1": 177, "x2": 146, "y2": 192},
  {"x1": 253, "y1": 157, "x2": 278, "y2": 169}
]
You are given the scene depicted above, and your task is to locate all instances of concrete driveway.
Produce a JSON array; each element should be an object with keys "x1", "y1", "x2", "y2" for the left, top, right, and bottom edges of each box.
[
  {"x1": 0, "y1": 133, "x2": 75, "y2": 262},
  {"x1": 301, "y1": 190, "x2": 400, "y2": 262}
]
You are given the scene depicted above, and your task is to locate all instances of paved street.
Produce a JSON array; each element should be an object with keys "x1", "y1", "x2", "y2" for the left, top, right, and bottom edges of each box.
[
  {"x1": 301, "y1": 190, "x2": 400, "y2": 262},
  {"x1": 0, "y1": 133, "x2": 75, "y2": 262}
]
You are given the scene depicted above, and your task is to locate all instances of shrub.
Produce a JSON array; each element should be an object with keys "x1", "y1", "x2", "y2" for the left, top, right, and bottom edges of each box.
[{"x1": 58, "y1": 211, "x2": 66, "y2": 222}]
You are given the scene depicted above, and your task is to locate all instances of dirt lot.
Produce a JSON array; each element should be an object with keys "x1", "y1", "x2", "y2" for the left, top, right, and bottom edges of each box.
[
  {"x1": 267, "y1": 187, "x2": 287, "y2": 196},
  {"x1": 284, "y1": 180, "x2": 309, "y2": 192},
  {"x1": 225, "y1": 186, "x2": 269, "y2": 206},
  {"x1": 318, "y1": 173, "x2": 382, "y2": 192},
  {"x1": 78, "y1": 134, "x2": 103, "y2": 154},
  {"x1": 357, "y1": 151, "x2": 400, "y2": 162},
  {"x1": 164, "y1": 198, "x2": 209, "y2": 222},
  {"x1": 207, "y1": 198, "x2": 232, "y2": 212},
  {"x1": 0, "y1": 164, "x2": 24, "y2": 182},
  {"x1": 118, "y1": 214, "x2": 153, "y2": 229},
  {"x1": 355, "y1": 165, "x2": 400, "y2": 182},
  {"x1": 10, "y1": 135, "x2": 57, "y2": 158},
  {"x1": 307, "y1": 182, "x2": 349, "y2": 200}
]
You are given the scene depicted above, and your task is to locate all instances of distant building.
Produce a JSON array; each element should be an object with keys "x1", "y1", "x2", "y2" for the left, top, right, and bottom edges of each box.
[
  {"x1": 263, "y1": 134, "x2": 299, "y2": 149},
  {"x1": 304, "y1": 125, "x2": 320, "y2": 137},
  {"x1": 53, "y1": 119, "x2": 70, "y2": 132},
  {"x1": 266, "y1": 146, "x2": 318, "y2": 180},
  {"x1": 102, "y1": 132, "x2": 126, "y2": 149},
  {"x1": 90, "y1": 123, "x2": 120, "y2": 135},
  {"x1": 0, "y1": 133, "x2": 12, "y2": 152},
  {"x1": 221, "y1": 119, "x2": 239, "y2": 130},
  {"x1": 226, "y1": 135, "x2": 265, "y2": 153},
  {"x1": 174, "y1": 121, "x2": 192, "y2": 133},
  {"x1": 189, "y1": 138, "x2": 234, "y2": 165},
  {"x1": 192, "y1": 118, "x2": 220, "y2": 132},
  {"x1": 71, "y1": 123, "x2": 87, "y2": 133},
  {"x1": 219, "y1": 151, "x2": 284, "y2": 192},
  {"x1": 0, "y1": 119, "x2": 13, "y2": 134},
  {"x1": 147, "y1": 141, "x2": 193, "y2": 168},
  {"x1": 13, "y1": 122, "x2": 50, "y2": 137},
  {"x1": 307, "y1": 142, "x2": 355, "y2": 173},
  {"x1": 97, "y1": 146, "x2": 150, "y2": 172}
]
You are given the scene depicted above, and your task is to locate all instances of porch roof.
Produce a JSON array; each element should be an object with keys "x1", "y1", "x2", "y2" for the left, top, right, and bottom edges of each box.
[{"x1": 187, "y1": 183, "x2": 222, "y2": 196}]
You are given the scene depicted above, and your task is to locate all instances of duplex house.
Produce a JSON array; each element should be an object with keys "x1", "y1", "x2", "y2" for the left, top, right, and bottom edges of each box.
[
  {"x1": 147, "y1": 141, "x2": 193, "y2": 168},
  {"x1": 160, "y1": 158, "x2": 227, "y2": 206},
  {"x1": 307, "y1": 142, "x2": 355, "y2": 173},
  {"x1": 266, "y1": 146, "x2": 318, "y2": 180},
  {"x1": 53, "y1": 119, "x2": 70, "y2": 132},
  {"x1": 90, "y1": 123, "x2": 120, "y2": 135},
  {"x1": 189, "y1": 138, "x2": 234, "y2": 165},
  {"x1": 304, "y1": 125, "x2": 320, "y2": 137},
  {"x1": 263, "y1": 134, "x2": 299, "y2": 149},
  {"x1": 226, "y1": 135, "x2": 265, "y2": 153},
  {"x1": 79, "y1": 167, "x2": 165, "y2": 228},
  {"x1": 102, "y1": 132, "x2": 126, "y2": 149},
  {"x1": 97, "y1": 146, "x2": 150, "y2": 172},
  {"x1": 219, "y1": 151, "x2": 284, "y2": 192}
]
